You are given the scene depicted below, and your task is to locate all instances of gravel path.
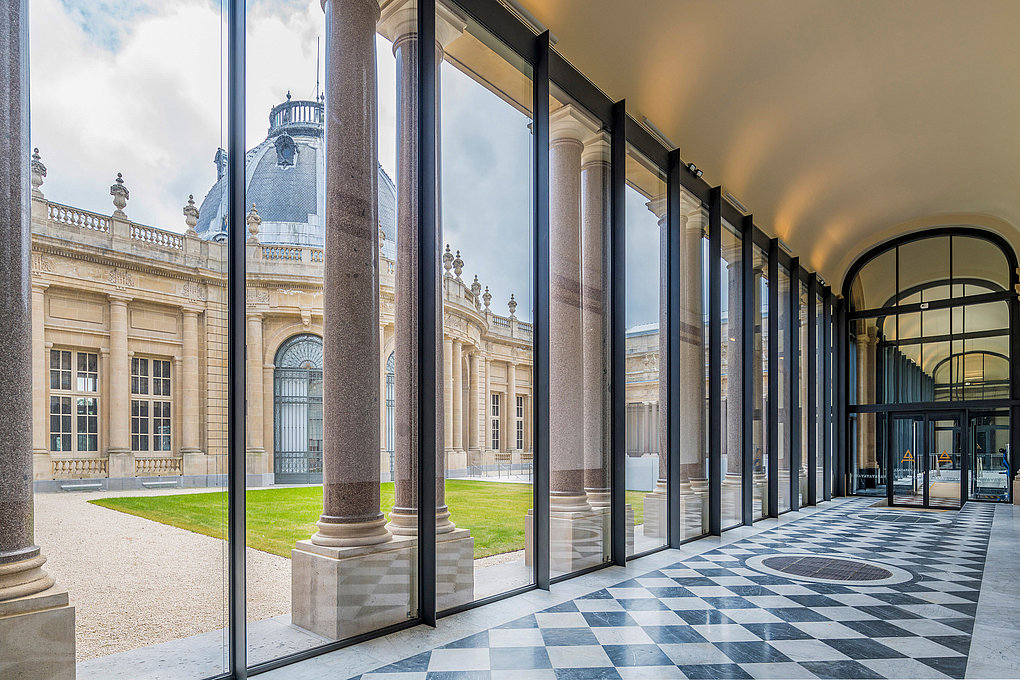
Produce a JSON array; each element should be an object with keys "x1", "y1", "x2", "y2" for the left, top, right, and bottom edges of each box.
[{"x1": 34, "y1": 489, "x2": 291, "y2": 662}]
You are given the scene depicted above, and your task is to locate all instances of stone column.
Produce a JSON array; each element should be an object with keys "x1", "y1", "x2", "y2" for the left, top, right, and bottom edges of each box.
[
  {"x1": 0, "y1": 2, "x2": 75, "y2": 673},
  {"x1": 107, "y1": 294, "x2": 132, "y2": 478},
  {"x1": 452, "y1": 340, "x2": 463, "y2": 451},
  {"x1": 30, "y1": 284, "x2": 49, "y2": 477},
  {"x1": 857, "y1": 325, "x2": 879, "y2": 486},
  {"x1": 506, "y1": 361, "x2": 517, "y2": 451},
  {"x1": 723, "y1": 253, "x2": 742, "y2": 519},
  {"x1": 443, "y1": 337, "x2": 453, "y2": 450},
  {"x1": 581, "y1": 133, "x2": 610, "y2": 507},
  {"x1": 241, "y1": 312, "x2": 264, "y2": 477},
  {"x1": 483, "y1": 357, "x2": 492, "y2": 450},
  {"x1": 751, "y1": 263, "x2": 767, "y2": 510},
  {"x1": 535, "y1": 105, "x2": 601, "y2": 572},
  {"x1": 468, "y1": 351, "x2": 480, "y2": 451}
]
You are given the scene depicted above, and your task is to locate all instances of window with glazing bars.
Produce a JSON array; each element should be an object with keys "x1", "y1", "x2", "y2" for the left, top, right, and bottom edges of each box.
[{"x1": 49, "y1": 349, "x2": 99, "y2": 452}]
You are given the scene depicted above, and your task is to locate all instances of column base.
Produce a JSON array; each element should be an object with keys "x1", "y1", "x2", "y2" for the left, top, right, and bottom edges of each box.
[
  {"x1": 722, "y1": 474, "x2": 742, "y2": 522},
  {"x1": 0, "y1": 587, "x2": 75, "y2": 680},
  {"x1": 586, "y1": 489, "x2": 634, "y2": 556},
  {"x1": 524, "y1": 506, "x2": 604, "y2": 573},
  {"x1": 644, "y1": 484, "x2": 707, "y2": 540},
  {"x1": 290, "y1": 528, "x2": 475, "y2": 639},
  {"x1": 1013, "y1": 472, "x2": 1019, "y2": 505},
  {"x1": 291, "y1": 535, "x2": 413, "y2": 640},
  {"x1": 752, "y1": 472, "x2": 768, "y2": 516}
]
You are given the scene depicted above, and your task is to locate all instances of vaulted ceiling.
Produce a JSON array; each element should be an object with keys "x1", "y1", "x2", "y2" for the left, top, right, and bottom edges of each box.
[{"x1": 518, "y1": 0, "x2": 1020, "y2": 288}]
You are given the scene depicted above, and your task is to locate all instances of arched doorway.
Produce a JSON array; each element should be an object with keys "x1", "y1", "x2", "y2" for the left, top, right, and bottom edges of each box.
[
  {"x1": 274, "y1": 334, "x2": 323, "y2": 484},
  {"x1": 843, "y1": 229, "x2": 1019, "y2": 506}
]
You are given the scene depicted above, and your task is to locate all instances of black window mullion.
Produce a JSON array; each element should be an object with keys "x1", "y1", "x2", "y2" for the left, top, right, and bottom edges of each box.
[
  {"x1": 707, "y1": 187, "x2": 722, "y2": 536},
  {"x1": 822, "y1": 287, "x2": 832, "y2": 501},
  {"x1": 666, "y1": 149, "x2": 683, "y2": 547},
  {"x1": 226, "y1": 0, "x2": 247, "y2": 675},
  {"x1": 767, "y1": 239, "x2": 779, "y2": 517},
  {"x1": 740, "y1": 215, "x2": 754, "y2": 525},
  {"x1": 807, "y1": 274, "x2": 818, "y2": 506},
  {"x1": 532, "y1": 30, "x2": 551, "y2": 590},
  {"x1": 789, "y1": 258, "x2": 801, "y2": 512},
  {"x1": 417, "y1": 0, "x2": 438, "y2": 627},
  {"x1": 609, "y1": 99, "x2": 627, "y2": 564}
]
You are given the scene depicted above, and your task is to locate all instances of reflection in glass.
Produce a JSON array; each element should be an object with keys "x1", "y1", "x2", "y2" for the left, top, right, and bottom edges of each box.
[
  {"x1": 721, "y1": 220, "x2": 742, "y2": 528},
  {"x1": 776, "y1": 265, "x2": 792, "y2": 512},
  {"x1": 624, "y1": 150, "x2": 668, "y2": 555},
  {"x1": 440, "y1": 12, "x2": 534, "y2": 601},
  {"x1": 755, "y1": 249, "x2": 769, "y2": 518}
]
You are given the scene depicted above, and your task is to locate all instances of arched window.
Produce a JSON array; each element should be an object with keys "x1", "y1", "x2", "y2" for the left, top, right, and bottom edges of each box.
[
  {"x1": 843, "y1": 229, "x2": 1018, "y2": 504},
  {"x1": 273, "y1": 334, "x2": 323, "y2": 483}
]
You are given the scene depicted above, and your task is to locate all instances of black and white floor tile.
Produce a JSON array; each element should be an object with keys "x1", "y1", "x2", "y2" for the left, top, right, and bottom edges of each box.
[{"x1": 351, "y1": 498, "x2": 994, "y2": 679}]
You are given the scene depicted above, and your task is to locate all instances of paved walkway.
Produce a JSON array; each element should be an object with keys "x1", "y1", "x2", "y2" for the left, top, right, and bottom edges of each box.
[
  {"x1": 34, "y1": 488, "x2": 291, "y2": 662},
  {"x1": 261, "y1": 498, "x2": 1019, "y2": 680}
]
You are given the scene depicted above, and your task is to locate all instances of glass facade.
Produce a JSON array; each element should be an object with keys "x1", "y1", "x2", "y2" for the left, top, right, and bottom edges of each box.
[
  {"x1": 7, "y1": 2, "x2": 1006, "y2": 679},
  {"x1": 847, "y1": 232, "x2": 1016, "y2": 508}
]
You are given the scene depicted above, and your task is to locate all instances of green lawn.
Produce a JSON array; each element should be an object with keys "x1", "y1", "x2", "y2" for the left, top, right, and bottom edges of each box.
[{"x1": 90, "y1": 480, "x2": 648, "y2": 560}]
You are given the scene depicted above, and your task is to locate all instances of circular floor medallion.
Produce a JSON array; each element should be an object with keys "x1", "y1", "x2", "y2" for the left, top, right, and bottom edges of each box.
[{"x1": 745, "y1": 553, "x2": 914, "y2": 586}]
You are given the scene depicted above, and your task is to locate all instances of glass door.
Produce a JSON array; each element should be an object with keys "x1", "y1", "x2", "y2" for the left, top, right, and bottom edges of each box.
[
  {"x1": 970, "y1": 411, "x2": 1010, "y2": 501},
  {"x1": 888, "y1": 412, "x2": 964, "y2": 509},
  {"x1": 890, "y1": 413, "x2": 924, "y2": 506},
  {"x1": 927, "y1": 416, "x2": 963, "y2": 509}
]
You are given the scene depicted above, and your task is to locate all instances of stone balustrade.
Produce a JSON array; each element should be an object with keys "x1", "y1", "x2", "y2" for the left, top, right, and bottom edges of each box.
[
  {"x1": 51, "y1": 457, "x2": 109, "y2": 479},
  {"x1": 47, "y1": 202, "x2": 110, "y2": 233},
  {"x1": 134, "y1": 456, "x2": 184, "y2": 476}
]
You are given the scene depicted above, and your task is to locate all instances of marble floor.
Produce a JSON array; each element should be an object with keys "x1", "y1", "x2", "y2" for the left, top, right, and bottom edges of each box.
[{"x1": 259, "y1": 498, "x2": 1020, "y2": 680}]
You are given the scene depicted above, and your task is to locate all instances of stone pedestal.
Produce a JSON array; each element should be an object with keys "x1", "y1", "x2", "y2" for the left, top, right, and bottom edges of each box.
[
  {"x1": 292, "y1": 537, "x2": 413, "y2": 640},
  {"x1": 645, "y1": 484, "x2": 707, "y2": 540},
  {"x1": 0, "y1": 588, "x2": 75, "y2": 680},
  {"x1": 524, "y1": 506, "x2": 604, "y2": 573},
  {"x1": 107, "y1": 451, "x2": 133, "y2": 479},
  {"x1": 291, "y1": 527, "x2": 474, "y2": 639},
  {"x1": 722, "y1": 474, "x2": 742, "y2": 523},
  {"x1": 1012, "y1": 472, "x2": 1019, "y2": 505}
]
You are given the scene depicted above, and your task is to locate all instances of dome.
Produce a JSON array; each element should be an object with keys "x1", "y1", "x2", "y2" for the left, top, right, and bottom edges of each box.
[{"x1": 194, "y1": 95, "x2": 396, "y2": 251}]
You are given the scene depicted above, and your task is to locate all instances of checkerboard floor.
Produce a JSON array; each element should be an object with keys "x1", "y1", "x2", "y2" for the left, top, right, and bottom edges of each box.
[{"x1": 352, "y1": 498, "x2": 994, "y2": 679}]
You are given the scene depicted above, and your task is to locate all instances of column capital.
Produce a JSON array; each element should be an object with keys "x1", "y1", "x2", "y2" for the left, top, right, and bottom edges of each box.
[
  {"x1": 581, "y1": 130, "x2": 610, "y2": 167},
  {"x1": 550, "y1": 104, "x2": 601, "y2": 144},
  {"x1": 107, "y1": 292, "x2": 132, "y2": 305},
  {"x1": 182, "y1": 306, "x2": 203, "y2": 317},
  {"x1": 646, "y1": 193, "x2": 667, "y2": 220},
  {"x1": 30, "y1": 282, "x2": 49, "y2": 294},
  {"x1": 246, "y1": 310, "x2": 264, "y2": 322},
  {"x1": 378, "y1": 0, "x2": 467, "y2": 49}
]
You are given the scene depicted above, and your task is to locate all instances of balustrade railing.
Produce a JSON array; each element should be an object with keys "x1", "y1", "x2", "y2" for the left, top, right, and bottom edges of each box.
[
  {"x1": 261, "y1": 245, "x2": 304, "y2": 261},
  {"x1": 135, "y1": 457, "x2": 183, "y2": 476},
  {"x1": 47, "y1": 202, "x2": 110, "y2": 233},
  {"x1": 131, "y1": 223, "x2": 184, "y2": 249},
  {"x1": 52, "y1": 458, "x2": 109, "y2": 478}
]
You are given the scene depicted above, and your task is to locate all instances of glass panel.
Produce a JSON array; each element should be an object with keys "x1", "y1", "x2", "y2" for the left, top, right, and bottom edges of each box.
[
  {"x1": 244, "y1": 1, "x2": 421, "y2": 661},
  {"x1": 721, "y1": 219, "x2": 742, "y2": 529},
  {"x1": 30, "y1": 1, "x2": 227, "y2": 675},
  {"x1": 754, "y1": 248, "x2": 769, "y2": 519},
  {"x1": 625, "y1": 148, "x2": 672, "y2": 556},
  {"x1": 851, "y1": 411, "x2": 887, "y2": 497},
  {"x1": 798, "y1": 279, "x2": 808, "y2": 507},
  {"x1": 891, "y1": 414, "x2": 924, "y2": 504},
  {"x1": 970, "y1": 410, "x2": 1010, "y2": 501},
  {"x1": 958, "y1": 301, "x2": 1010, "y2": 334},
  {"x1": 776, "y1": 264, "x2": 791, "y2": 512},
  {"x1": 954, "y1": 235, "x2": 1011, "y2": 294},
  {"x1": 548, "y1": 86, "x2": 610, "y2": 577},
  {"x1": 899, "y1": 236, "x2": 951, "y2": 304},
  {"x1": 928, "y1": 417, "x2": 962, "y2": 509},
  {"x1": 849, "y1": 247, "x2": 895, "y2": 311},
  {"x1": 815, "y1": 294, "x2": 824, "y2": 500},
  {"x1": 440, "y1": 14, "x2": 534, "y2": 599}
]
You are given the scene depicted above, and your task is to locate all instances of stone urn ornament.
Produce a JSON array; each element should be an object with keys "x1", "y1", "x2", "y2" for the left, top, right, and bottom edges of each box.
[{"x1": 110, "y1": 173, "x2": 129, "y2": 216}]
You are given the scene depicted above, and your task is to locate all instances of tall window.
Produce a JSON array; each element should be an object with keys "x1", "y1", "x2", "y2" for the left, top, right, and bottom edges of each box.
[
  {"x1": 49, "y1": 349, "x2": 99, "y2": 453},
  {"x1": 491, "y1": 393, "x2": 501, "y2": 451},
  {"x1": 515, "y1": 395, "x2": 524, "y2": 451},
  {"x1": 131, "y1": 357, "x2": 172, "y2": 452}
]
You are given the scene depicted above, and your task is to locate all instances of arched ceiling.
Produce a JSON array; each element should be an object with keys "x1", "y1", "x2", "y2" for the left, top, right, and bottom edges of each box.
[{"x1": 516, "y1": 0, "x2": 1020, "y2": 286}]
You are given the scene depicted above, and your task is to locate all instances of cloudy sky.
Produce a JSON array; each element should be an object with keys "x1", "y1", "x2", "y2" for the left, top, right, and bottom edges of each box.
[{"x1": 30, "y1": 0, "x2": 660, "y2": 326}]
